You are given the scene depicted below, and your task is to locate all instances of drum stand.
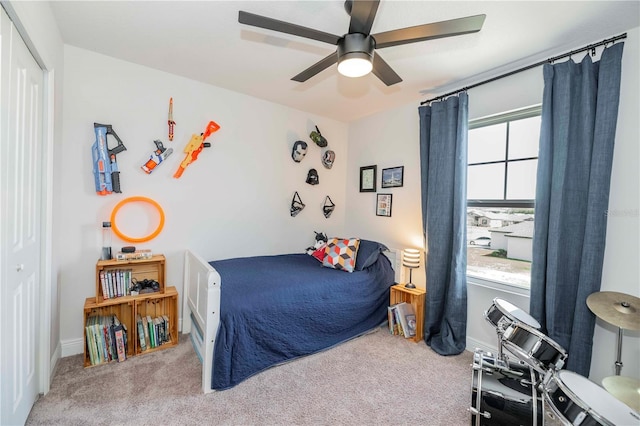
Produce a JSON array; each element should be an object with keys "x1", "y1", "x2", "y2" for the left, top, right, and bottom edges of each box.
[{"x1": 614, "y1": 326, "x2": 623, "y2": 375}]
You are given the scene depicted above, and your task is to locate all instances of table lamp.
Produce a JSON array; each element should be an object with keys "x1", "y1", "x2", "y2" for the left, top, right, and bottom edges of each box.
[{"x1": 403, "y1": 249, "x2": 420, "y2": 289}]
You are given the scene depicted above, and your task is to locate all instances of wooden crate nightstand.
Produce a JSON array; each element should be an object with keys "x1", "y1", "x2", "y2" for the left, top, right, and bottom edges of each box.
[{"x1": 390, "y1": 284, "x2": 426, "y2": 343}]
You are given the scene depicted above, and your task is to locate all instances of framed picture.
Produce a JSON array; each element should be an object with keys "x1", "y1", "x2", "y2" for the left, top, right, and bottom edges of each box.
[
  {"x1": 359, "y1": 165, "x2": 377, "y2": 192},
  {"x1": 376, "y1": 193, "x2": 392, "y2": 217},
  {"x1": 381, "y1": 166, "x2": 404, "y2": 188}
]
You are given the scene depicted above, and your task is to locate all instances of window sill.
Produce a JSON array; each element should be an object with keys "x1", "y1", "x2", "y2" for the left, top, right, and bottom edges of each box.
[{"x1": 466, "y1": 274, "x2": 531, "y2": 297}]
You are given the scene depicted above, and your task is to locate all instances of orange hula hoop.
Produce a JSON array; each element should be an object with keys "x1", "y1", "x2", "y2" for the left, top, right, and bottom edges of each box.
[{"x1": 110, "y1": 196, "x2": 165, "y2": 243}]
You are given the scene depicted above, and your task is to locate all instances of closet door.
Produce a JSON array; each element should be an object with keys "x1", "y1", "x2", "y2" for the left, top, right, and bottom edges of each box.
[{"x1": 0, "y1": 7, "x2": 44, "y2": 425}]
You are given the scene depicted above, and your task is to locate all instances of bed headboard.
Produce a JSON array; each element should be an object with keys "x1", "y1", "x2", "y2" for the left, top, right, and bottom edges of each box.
[{"x1": 384, "y1": 248, "x2": 403, "y2": 284}]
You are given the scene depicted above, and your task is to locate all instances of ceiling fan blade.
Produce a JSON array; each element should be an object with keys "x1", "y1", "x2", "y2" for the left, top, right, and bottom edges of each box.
[
  {"x1": 372, "y1": 52, "x2": 402, "y2": 86},
  {"x1": 373, "y1": 14, "x2": 486, "y2": 49},
  {"x1": 348, "y1": 0, "x2": 380, "y2": 35},
  {"x1": 292, "y1": 52, "x2": 338, "y2": 82},
  {"x1": 239, "y1": 11, "x2": 341, "y2": 45}
]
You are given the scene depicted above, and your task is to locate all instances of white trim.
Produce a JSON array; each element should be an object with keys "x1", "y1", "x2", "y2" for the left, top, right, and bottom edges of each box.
[
  {"x1": 61, "y1": 338, "x2": 84, "y2": 357},
  {"x1": 39, "y1": 69, "x2": 54, "y2": 395},
  {"x1": 49, "y1": 341, "x2": 61, "y2": 382},
  {"x1": 467, "y1": 275, "x2": 531, "y2": 297},
  {"x1": 466, "y1": 336, "x2": 497, "y2": 354}
]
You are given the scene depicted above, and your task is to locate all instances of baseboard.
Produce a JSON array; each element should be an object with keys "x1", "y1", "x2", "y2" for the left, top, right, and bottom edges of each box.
[
  {"x1": 466, "y1": 336, "x2": 496, "y2": 354},
  {"x1": 50, "y1": 341, "x2": 61, "y2": 381},
  {"x1": 61, "y1": 337, "x2": 84, "y2": 357}
]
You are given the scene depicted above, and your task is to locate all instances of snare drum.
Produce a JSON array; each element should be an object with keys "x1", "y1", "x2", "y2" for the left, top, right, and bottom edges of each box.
[
  {"x1": 470, "y1": 349, "x2": 543, "y2": 426},
  {"x1": 484, "y1": 298, "x2": 541, "y2": 332},
  {"x1": 543, "y1": 370, "x2": 640, "y2": 426},
  {"x1": 502, "y1": 321, "x2": 568, "y2": 374}
]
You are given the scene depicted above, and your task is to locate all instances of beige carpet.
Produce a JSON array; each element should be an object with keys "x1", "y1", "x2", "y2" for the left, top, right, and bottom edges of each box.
[{"x1": 27, "y1": 328, "x2": 474, "y2": 425}]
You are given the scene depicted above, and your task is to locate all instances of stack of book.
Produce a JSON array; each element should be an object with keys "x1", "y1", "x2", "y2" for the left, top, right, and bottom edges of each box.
[
  {"x1": 387, "y1": 302, "x2": 417, "y2": 338},
  {"x1": 136, "y1": 314, "x2": 171, "y2": 351},
  {"x1": 99, "y1": 269, "x2": 133, "y2": 299},
  {"x1": 85, "y1": 314, "x2": 128, "y2": 365}
]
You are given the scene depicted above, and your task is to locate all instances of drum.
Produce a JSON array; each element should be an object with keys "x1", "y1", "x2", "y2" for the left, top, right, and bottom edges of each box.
[
  {"x1": 501, "y1": 320, "x2": 568, "y2": 374},
  {"x1": 484, "y1": 298, "x2": 541, "y2": 332},
  {"x1": 543, "y1": 370, "x2": 640, "y2": 426},
  {"x1": 470, "y1": 349, "x2": 542, "y2": 426}
]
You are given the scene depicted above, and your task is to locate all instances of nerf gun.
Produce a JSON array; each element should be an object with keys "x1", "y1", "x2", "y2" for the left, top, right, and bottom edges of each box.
[
  {"x1": 168, "y1": 98, "x2": 175, "y2": 141},
  {"x1": 173, "y1": 121, "x2": 220, "y2": 178},
  {"x1": 91, "y1": 123, "x2": 127, "y2": 195},
  {"x1": 141, "y1": 140, "x2": 173, "y2": 174}
]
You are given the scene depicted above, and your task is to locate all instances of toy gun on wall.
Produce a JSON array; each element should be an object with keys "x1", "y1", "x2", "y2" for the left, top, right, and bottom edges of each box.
[
  {"x1": 92, "y1": 123, "x2": 127, "y2": 195},
  {"x1": 141, "y1": 140, "x2": 173, "y2": 174},
  {"x1": 173, "y1": 120, "x2": 220, "y2": 178}
]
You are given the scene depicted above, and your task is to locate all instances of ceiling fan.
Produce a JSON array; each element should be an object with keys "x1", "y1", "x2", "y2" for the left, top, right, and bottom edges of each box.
[{"x1": 238, "y1": 0, "x2": 486, "y2": 86}]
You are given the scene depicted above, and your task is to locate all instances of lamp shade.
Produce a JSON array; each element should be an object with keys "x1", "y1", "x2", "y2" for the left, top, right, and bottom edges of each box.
[
  {"x1": 402, "y1": 249, "x2": 420, "y2": 269},
  {"x1": 337, "y1": 33, "x2": 375, "y2": 78}
]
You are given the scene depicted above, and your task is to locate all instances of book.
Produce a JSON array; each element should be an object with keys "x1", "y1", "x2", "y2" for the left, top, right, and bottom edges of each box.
[
  {"x1": 396, "y1": 302, "x2": 416, "y2": 338},
  {"x1": 136, "y1": 314, "x2": 147, "y2": 351},
  {"x1": 142, "y1": 316, "x2": 151, "y2": 348},
  {"x1": 162, "y1": 315, "x2": 170, "y2": 343},
  {"x1": 387, "y1": 305, "x2": 397, "y2": 334},
  {"x1": 99, "y1": 271, "x2": 109, "y2": 300},
  {"x1": 393, "y1": 305, "x2": 404, "y2": 337},
  {"x1": 146, "y1": 315, "x2": 155, "y2": 348},
  {"x1": 114, "y1": 324, "x2": 127, "y2": 362}
]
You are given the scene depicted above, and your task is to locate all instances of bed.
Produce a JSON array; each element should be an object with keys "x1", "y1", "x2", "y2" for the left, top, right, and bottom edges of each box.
[{"x1": 181, "y1": 240, "x2": 401, "y2": 393}]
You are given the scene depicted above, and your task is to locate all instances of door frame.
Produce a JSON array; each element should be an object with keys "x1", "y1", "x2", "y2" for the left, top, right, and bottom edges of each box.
[{"x1": 1, "y1": 1, "x2": 54, "y2": 395}]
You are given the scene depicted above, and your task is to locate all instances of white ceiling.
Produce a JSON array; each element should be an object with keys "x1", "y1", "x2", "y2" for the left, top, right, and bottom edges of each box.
[{"x1": 49, "y1": 1, "x2": 639, "y2": 122}]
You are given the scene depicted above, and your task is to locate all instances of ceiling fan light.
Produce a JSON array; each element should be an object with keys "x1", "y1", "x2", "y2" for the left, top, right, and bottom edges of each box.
[{"x1": 338, "y1": 54, "x2": 373, "y2": 78}]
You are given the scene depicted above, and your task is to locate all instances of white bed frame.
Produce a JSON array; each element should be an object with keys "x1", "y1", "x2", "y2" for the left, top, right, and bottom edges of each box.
[{"x1": 181, "y1": 248, "x2": 402, "y2": 393}]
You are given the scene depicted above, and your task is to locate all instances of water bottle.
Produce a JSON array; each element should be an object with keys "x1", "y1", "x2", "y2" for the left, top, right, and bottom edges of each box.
[{"x1": 101, "y1": 221, "x2": 112, "y2": 260}]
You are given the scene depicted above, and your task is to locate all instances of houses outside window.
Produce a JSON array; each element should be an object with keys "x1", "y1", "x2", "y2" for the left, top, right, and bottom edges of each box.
[{"x1": 467, "y1": 106, "x2": 541, "y2": 289}]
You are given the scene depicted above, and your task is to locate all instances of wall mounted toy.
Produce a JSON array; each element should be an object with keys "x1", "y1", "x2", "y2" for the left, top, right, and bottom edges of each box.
[
  {"x1": 174, "y1": 120, "x2": 220, "y2": 178},
  {"x1": 290, "y1": 191, "x2": 305, "y2": 217},
  {"x1": 92, "y1": 123, "x2": 127, "y2": 195},
  {"x1": 141, "y1": 140, "x2": 173, "y2": 174},
  {"x1": 291, "y1": 140, "x2": 308, "y2": 162},
  {"x1": 322, "y1": 150, "x2": 335, "y2": 169},
  {"x1": 110, "y1": 196, "x2": 165, "y2": 243},
  {"x1": 306, "y1": 168, "x2": 319, "y2": 185},
  {"x1": 310, "y1": 125, "x2": 327, "y2": 147},
  {"x1": 168, "y1": 98, "x2": 176, "y2": 141},
  {"x1": 323, "y1": 196, "x2": 335, "y2": 218}
]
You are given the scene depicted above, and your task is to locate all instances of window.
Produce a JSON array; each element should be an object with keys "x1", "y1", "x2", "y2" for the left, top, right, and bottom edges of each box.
[{"x1": 467, "y1": 106, "x2": 541, "y2": 288}]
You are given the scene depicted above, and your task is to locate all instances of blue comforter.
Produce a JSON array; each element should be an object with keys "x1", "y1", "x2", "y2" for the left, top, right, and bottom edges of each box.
[{"x1": 210, "y1": 253, "x2": 394, "y2": 390}]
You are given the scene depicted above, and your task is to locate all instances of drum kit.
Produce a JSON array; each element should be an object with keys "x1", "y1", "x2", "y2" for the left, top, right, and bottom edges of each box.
[{"x1": 470, "y1": 296, "x2": 640, "y2": 426}]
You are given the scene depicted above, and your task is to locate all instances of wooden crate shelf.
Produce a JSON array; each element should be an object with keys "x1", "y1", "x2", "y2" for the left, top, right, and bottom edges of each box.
[
  {"x1": 390, "y1": 284, "x2": 426, "y2": 343},
  {"x1": 83, "y1": 255, "x2": 177, "y2": 367}
]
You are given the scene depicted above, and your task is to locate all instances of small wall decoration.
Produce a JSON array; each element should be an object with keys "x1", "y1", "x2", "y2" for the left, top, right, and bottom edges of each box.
[
  {"x1": 376, "y1": 193, "x2": 392, "y2": 217},
  {"x1": 290, "y1": 192, "x2": 305, "y2": 217},
  {"x1": 322, "y1": 150, "x2": 335, "y2": 169},
  {"x1": 381, "y1": 166, "x2": 404, "y2": 188},
  {"x1": 291, "y1": 140, "x2": 308, "y2": 162},
  {"x1": 323, "y1": 196, "x2": 335, "y2": 218},
  {"x1": 310, "y1": 125, "x2": 328, "y2": 147},
  {"x1": 306, "y1": 168, "x2": 319, "y2": 185},
  {"x1": 359, "y1": 165, "x2": 377, "y2": 192}
]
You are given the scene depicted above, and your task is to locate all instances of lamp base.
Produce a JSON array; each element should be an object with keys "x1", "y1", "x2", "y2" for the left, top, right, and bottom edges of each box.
[{"x1": 404, "y1": 282, "x2": 416, "y2": 289}]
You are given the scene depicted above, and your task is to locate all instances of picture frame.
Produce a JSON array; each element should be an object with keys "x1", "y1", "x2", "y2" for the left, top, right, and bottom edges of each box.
[
  {"x1": 381, "y1": 166, "x2": 404, "y2": 188},
  {"x1": 376, "y1": 193, "x2": 392, "y2": 217},
  {"x1": 359, "y1": 165, "x2": 377, "y2": 192}
]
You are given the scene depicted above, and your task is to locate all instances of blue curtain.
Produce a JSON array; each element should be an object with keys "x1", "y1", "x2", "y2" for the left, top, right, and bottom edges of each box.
[
  {"x1": 530, "y1": 43, "x2": 624, "y2": 376},
  {"x1": 418, "y1": 93, "x2": 468, "y2": 355}
]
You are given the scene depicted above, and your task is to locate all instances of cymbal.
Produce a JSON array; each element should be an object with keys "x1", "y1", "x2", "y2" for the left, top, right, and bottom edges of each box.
[
  {"x1": 586, "y1": 291, "x2": 640, "y2": 330},
  {"x1": 602, "y1": 375, "x2": 640, "y2": 412}
]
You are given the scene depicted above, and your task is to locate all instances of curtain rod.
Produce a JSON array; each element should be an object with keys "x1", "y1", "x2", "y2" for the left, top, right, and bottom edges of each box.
[{"x1": 420, "y1": 33, "x2": 627, "y2": 105}]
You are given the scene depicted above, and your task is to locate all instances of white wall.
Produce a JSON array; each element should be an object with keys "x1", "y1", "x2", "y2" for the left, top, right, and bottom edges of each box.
[
  {"x1": 59, "y1": 46, "x2": 349, "y2": 349},
  {"x1": 346, "y1": 27, "x2": 640, "y2": 385}
]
